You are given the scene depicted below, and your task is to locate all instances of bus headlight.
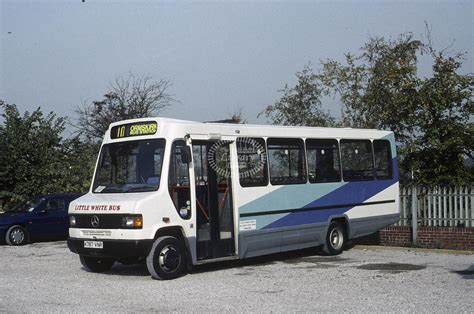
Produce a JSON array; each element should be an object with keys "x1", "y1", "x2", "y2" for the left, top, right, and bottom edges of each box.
[
  {"x1": 69, "y1": 215, "x2": 76, "y2": 226},
  {"x1": 122, "y1": 215, "x2": 143, "y2": 229}
]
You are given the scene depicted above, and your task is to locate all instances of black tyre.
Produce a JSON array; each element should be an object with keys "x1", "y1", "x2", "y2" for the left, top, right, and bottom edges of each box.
[
  {"x1": 146, "y1": 236, "x2": 186, "y2": 280},
  {"x1": 5, "y1": 225, "x2": 28, "y2": 246},
  {"x1": 80, "y1": 255, "x2": 114, "y2": 273},
  {"x1": 322, "y1": 221, "x2": 346, "y2": 255}
]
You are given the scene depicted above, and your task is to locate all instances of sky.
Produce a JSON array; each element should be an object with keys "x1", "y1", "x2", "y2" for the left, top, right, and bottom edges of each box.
[{"x1": 1, "y1": 0, "x2": 472, "y2": 133}]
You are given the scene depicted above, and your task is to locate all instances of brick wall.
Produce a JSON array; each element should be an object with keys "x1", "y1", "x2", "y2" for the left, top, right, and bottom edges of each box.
[{"x1": 355, "y1": 226, "x2": 474, "y2": 250}]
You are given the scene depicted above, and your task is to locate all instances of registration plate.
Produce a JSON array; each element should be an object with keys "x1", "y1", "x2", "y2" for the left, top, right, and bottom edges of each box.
[{"x1": 84, "y1": 241, "x2": 103, "y2": 249}]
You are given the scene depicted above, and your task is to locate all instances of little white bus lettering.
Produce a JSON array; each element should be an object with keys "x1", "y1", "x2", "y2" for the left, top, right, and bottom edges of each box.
[{"x1": 74, "y1": 204, "x2": 121, "y2": 211}]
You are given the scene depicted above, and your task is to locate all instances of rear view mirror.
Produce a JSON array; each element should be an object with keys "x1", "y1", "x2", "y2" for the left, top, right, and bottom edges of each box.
[
  {"x1": 37, "y1": 208, "x2": 47, "y2": 214},
  {"x1": 180, "y1": 146, "x2": 192, "y2": 164}
]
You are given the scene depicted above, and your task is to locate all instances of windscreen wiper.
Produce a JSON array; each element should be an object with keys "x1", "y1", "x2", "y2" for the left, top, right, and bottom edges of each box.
[{"x1": 124, "y1": 184, "x2": 156, "y2": 192}]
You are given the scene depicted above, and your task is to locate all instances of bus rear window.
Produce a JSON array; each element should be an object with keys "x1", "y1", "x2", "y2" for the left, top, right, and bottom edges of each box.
[
  {"x1": 373, "y1": 140, "x2": 393, "y2": 180},
  {"x1": 340, "y1": 140, "x2": 374, "y2": 181}
]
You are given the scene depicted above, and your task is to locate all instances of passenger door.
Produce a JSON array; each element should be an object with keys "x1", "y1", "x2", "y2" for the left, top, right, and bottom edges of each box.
[
  {"x1": 30, "y1": 197, "x2": 67, "y2": 240},
  {"x1": 192, "y1": 140, "x2": 235, "y2": 260}
]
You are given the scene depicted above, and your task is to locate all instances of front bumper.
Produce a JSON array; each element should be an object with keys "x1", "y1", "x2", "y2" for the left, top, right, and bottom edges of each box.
[{"x1": 67, "y1": 238, "x2": 153, "y2": 259}]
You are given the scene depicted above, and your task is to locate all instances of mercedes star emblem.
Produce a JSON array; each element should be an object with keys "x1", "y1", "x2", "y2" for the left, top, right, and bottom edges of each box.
[{"x1": 91, "y1": 215, "x2": 100, "y2": 228}]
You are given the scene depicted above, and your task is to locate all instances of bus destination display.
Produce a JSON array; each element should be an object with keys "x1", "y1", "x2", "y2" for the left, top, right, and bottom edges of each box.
[{"x1": 111, "y1": 121, "x2": 158, "y2": 139}]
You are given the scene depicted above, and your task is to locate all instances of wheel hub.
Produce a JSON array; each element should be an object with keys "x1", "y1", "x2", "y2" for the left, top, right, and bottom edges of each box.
[
  {"x1": 11, "y1": 229, "x2": 25, "y2": 244},
  {"x1": 158, "y1": 245, "x2": 180, "y2": 273},
  {"x1": 330, "y1": 228, "x2": 343, "y2": 250}
]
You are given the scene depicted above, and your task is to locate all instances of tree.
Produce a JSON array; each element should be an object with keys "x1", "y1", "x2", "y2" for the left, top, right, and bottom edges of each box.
[
  {"x1": 408, "y1": 51, "x2": 473, "y2": 185},
  {"x1": 229, "y1": 107, "x2": 247, "y2": 124},
  {"x1": 315, "y1": 33, "x2": 426, "y2": 183},
  {"x1": 318, "y1": 33, "x2": 422, "y2": 145},
  {"x1": 74, "y1": 73, "x2": 174, "y2": 142},
  {"x1": 260, "y1": 31, "x2": 473, "y2": 185},
  {"x1": 209, "y1": 107, "x2": 247, "y2": 124},
  {"x1": 0, "y1": 101, "x2": 97, "y2": 208},
  {"x1": 55, "y1": 137, "x2": 99, "y2": 193},
  {"x1": 0, "y1": 101, "x2": 64, "y2": 207},
  {"x1": 259, "y1": 65, "x2": 337, "y2": 127}
]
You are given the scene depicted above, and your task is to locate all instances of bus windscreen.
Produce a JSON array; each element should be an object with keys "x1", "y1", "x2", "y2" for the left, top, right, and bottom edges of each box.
[{"x1": 92, "y1": 139, "x2": 165, "y2": 193}]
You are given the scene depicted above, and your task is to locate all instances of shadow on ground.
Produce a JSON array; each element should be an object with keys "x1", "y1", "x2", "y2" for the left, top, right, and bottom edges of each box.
[
  {"x1": 97, "y1": 246, "x2": 348, "y2": 277},
  {"x1": 451, "y1": 265, "x2": 474, "y2": 280},
  {"x1": 189, "y1": 247, "x2": 352, "y2": 274},
  {"x1": 356, "y1": 262, "x2": 426, "y2": 274}
]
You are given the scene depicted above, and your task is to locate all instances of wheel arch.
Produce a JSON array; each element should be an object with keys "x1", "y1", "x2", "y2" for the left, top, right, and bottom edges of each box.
[
  {"x1": 153, "y1": 225, "x2": 187, "y2": 240},
  {"x1": 5, "y1": 223, "x2": 31, "y2": 244},
  {"x1": 327, "y1": 215, "x2": 350, "y2": 238},
  {"x1": 153, "y1": 226, "x2": 192, "y2": 265}
]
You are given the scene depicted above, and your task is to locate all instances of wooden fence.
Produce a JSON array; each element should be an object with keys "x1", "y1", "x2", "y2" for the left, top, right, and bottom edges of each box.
[{"x1": 399, "y1": 186, "x2": 474, "y2": 228}]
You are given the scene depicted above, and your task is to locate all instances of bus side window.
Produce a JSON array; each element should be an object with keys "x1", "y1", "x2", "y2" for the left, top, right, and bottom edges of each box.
[
  {"x1": 267, "y1": 138, "x2": 306, "y2": 185},
  {"x1": 168, "y1": 140, "x2": 191, "y2": 219},
  {"x1": 237, "y1": 137, "x2": 268, "y2": 187},
  {"x1": 306, "y1": 139, "x2": 341, "y2": 183},
  {"x1": 340, "y1": 139, "x2": 374, "y2": 181},
  {"x1": 373, "y1": 140, "x2": 393, "y2": 180}
]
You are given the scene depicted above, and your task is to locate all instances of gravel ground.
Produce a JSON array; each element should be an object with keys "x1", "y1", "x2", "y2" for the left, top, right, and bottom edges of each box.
[{"x1": 0, "y1": 242, "x2": 472, "y2": 312}]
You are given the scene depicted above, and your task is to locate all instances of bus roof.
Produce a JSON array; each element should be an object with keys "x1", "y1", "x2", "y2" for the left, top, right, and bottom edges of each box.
[{"x1": 105, "y1": 116, "x2": 393, "y2": 142}]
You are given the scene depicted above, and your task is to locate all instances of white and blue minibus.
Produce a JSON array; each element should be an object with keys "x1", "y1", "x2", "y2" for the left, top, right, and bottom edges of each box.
[{"x1": 68, "y1": 117, "x2": 399, "y2": 279}]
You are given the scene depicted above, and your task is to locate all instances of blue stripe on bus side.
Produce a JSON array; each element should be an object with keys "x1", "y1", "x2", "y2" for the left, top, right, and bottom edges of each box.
[
  {"x1": 238, "y1": 182, "x2": 346, "y2": 230},
  {"x1": 262, "y1": 180, "x2": 396, "y2": 229},
  {"x1": 259, "y1": 157, "x2": 399, "y2": 230},
  {"x1": 239, "y1": 182, "x2": 346, "y2": 215}
]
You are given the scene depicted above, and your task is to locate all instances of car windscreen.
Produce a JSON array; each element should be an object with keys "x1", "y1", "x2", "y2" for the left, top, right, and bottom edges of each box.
[
  {"x1": 7, "y1": 197, "x2": 43, "y2": 213},
  {"x1": 92, "y1": 139, "x2": 165, "y2": 193}
]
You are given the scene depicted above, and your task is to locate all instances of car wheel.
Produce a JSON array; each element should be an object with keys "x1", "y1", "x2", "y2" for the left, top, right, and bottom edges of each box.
[
  {"x1": 6, "y1": 225, "x2": 28, "y2": 246},
  {"x1": 80, "y1": 255, "x2": 114, "y2": 273},
  {"x1": 146, "y1": 236, "x2": 186, "y2": 280},
  {"x1": 322, "y1": 221, "x2": 346, "y2": 255}
]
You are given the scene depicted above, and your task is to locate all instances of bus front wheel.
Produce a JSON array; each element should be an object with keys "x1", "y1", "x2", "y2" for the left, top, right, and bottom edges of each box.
[
  {"x1": 322, "y1": 221, "x2": 346, "y2": 255},
  {"x1": 146, "y1": 236, "x2": 186, "y2": 280}
]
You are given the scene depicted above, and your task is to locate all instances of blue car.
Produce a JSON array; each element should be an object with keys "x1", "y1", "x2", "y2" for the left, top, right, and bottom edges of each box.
[{"x1": 0, "y1": 193, "x2": 83, "y2": 246}]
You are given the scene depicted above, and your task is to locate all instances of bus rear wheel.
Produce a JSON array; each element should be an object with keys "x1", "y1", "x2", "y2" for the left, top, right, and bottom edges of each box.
[
  {"x1": 80, "y1": 255, "x2": 114, "y2": 273},
  {"x1": 146, "y1": 236, "x2": 186, "y2": 280},
  {"x1": 322, "y1": 221, "x2": 346, "y2": 255}
]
